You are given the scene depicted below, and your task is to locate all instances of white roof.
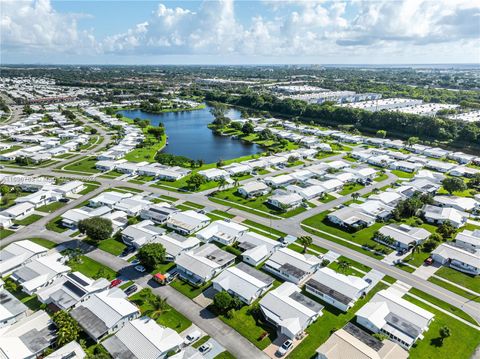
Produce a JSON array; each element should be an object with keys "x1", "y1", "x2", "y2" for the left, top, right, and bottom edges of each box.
[
  {"x1": 154, "y1": 233, "x2": 201, "y2": 258},
  {"x1": 423, "y1": 205, "x2": 466, "y2": 226},
  {"x1": 167, "y1": 210, "x2": 210, "y2": 231},
  {"x1": 266, "y1": 247, "x2": 320, "y2": 274},
  {"x1": 0, "y1": 240, "x2": 48, "y2": 275},
  {"x1": 196, "y1": 220, "x2": 247, "y2": 242},
  {"x1": 90, "y1": 191, "x2": 133, "y2": 206},
  {"x1": 379, "y1": 224, "x2": 430, "y2": 246},
  {"x1": 455, "y1": 229, "x2": 480, "y2": 248},
  {"x1": 433, "y1": 196, "x2": 478, "y2": 212},
  {"x1": 432, "y1": 243, "x2": 480, "y2": 269},
  {"x1": 45, "y1": 341, "x2": 86, "y2": 359},
  {"x1": 104, "y1": 317, "x2": 183, "y2": 359},
  {"x1": 0, "y1": 202, "x2": 35, "y2": 217},
  {"x1": 239, "y1": 181, "x2": 269, "y2": 193},
  {"x1": 309, "y1": 267, "x2": 369, "y2": 301}
]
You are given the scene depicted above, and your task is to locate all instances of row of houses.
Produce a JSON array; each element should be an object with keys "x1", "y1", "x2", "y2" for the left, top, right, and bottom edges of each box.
[
  {"x1": 95, "y1": 159, "x2": 191, "y2": 181},
  {"x1": 0, "y1": 240, "x2": 189, "y2": 359}
]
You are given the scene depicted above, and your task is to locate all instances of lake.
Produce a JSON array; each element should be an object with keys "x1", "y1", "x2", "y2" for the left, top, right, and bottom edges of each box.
[{"x1": 118, "y1": 106, "x2": 261, "y2": 163}]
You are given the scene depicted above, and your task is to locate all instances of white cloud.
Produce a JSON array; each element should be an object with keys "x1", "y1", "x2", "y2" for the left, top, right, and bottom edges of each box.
[
  {"x1": 1, "y1": 0, "x2": 479, "y2": 63},
  {"x1": 0, "y1": 0, "x2": 96, "y2": 54}
]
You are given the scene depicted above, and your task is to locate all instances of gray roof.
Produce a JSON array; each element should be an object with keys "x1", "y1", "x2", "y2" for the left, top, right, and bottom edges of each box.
[
  {"x1": 70, "y1": 306, "x2": 108, "y2": 339},
  {"x1": 289, "y1": 291, "x2": 324, "y2": 313},
  {"x1": 13, "y1": 266, "x2": 38, "y2": 282},
  {"x1": 343, "y1": 322, "x2": 384, "y2": 352},
  {"x1": 103, "y1": 335, "x2": 136, "y2": 359},
  {"x1": 385, "y1": 312, "x2": 422, "y2": 339},
  {"x1": 305, "y1": 278, "x2": 353, "y2": 305},
  {"x1": 279, "y1": 263, "x2": 307, "y2": 279},
  {"x1": 19, "y1": 324, "x2": 56, "y2": 354},
  {"x1": 0, "y1": 289, "x2": 27, "y2": 319},
  {"x1": 236, "y1": 262, "x2": 274, "y2": 286}
]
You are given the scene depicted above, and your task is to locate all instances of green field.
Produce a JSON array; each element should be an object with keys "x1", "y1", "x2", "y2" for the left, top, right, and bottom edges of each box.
[
  {"x1": 434, "y1": 266, "x2": 480, "y2": 294},
  {"x1": 36, "y1": 201, "x2": 67, "y2": 213},
  {"x1": 61, "y1": 156, "x2": 100, "y2": 174},
  {"x1": 170, "y1": 279, "x2": 211, "y2": 299},
  {"x1": 28, "y1": 237, "x2": 57, "y2": 249},
  {"x1": 68, "y1": 255, "x2": 117, "y2": 280},
  {"x1": 391, "y1": 169, "x2": 415, "y2": 178},
  {"x1": 14, "y1": 214, "x2": 43, "y2": 226},
  {"x1": 97, "y1": 238, "x2": 127, "y2": 256},
  {"x1": 46, "y1": 215, "x2": 68, "y2": 233}
]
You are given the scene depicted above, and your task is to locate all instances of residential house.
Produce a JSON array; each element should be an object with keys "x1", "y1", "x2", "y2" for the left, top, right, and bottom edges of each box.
[
  {"x1": 0, "y1": 279, "x2": 28, "y2": 328},
  {"x1": 267, "y1": 190, "x2": 303, "y2": 210},
  {"x1": 36, "y1": 272, "x2": 110, "y2": 311},
  {"x1": 140, "y1": 204, "x2": 179, "y2": 224},
  {"x1": 166, "y1": 210, "x2": 210, "y2": 236},
  {"x1": 264, "y1": 247, "x2": 321, "y2": 284},
  {"x1": 237, "y1": 232, "x2": 282, "y2": 266},
  {"x1": 454, "y1": 229, "x2": 480, "y2": 251},
  {"x1": 222, "y1": 163, "x2": 252, "y2": 176},
  {"x1": 121, "y1": 220, "x2": 166, "y2": 248},
  {"x1": 10, "y1": 253, "x2": 70, "y2": 295},
  {"x1": 317, "y1": 179, "x2": 343, "y2": 193},
  {"x1": 52, "y1": 180, "x2": 85, "y2": 196},
  {"x1": 425, "y1": 160, "x2": 456, "y2": 173},
  {"x1": 390, "y1": 161, "x2": 422, "y2": 173},
  {"x1": 431, "y1": 243, "x2": 479, "y2": 275},
  {"x1": 305, "y1": 267, "x2": 369, "y2": 312},
  {"x1": 196, "y1": 220, "x2": 248, "y2": 246},
  {"x1": 449, "y1": 166, "x2": 479, "y2": 178},
  {"x1": 70, "y1": 288, "x2": 140, "y2": 342},
  {"x1": 102, "y1": 317, "x2": 184, "y2": 359},
  {"x1": 433, "y1": 196, "x2": 479, "y2": 213},
  {"x1": 14, "y1": 190, "x2": 60, "y2": 208},
  {"x1": 376, "y1": 224, "x2": 431, "y2": 250},
  {"x1": 45, "y1": 341, "x2": 86, "y2": 359},
  {"x1": 198, "y1": 168, "x2": 229, "y2": 181},
  {"x1": 415, "y1": 170, "x2": 445, "y2": 183},
  {"x1": 113, "y1": 195, "x2": 151, "y2": 216},
  {"x1": 327, "y1": 207, "x2": 376, "y2": 230},
  {"x1": 0, "y1": 311, "x2": 56, "y2": 359},
  {"x1": 409, "y1": 178, "x2": 441, "y2": 194},
  {"x1": 154, "y1": 233, "x2": 201, "y2": 262},
  {"x1": 368, "y1": 192, "x2": 404, "y2": 207},
  {"x1": 89, "y1": 191, "x2": 133, "y2": 208},
  {"x1": 286, "y1": 184, "x2": 325, "y2": 200},
  {"x1": 212, "y1": 263, "x2": 274, "y2": 304},
  {"x1": 264, "y1": 174, "x2": 296, "y2": 188},
  {"x1": 0, "y1": 202, "x2": 35, "y2": 220},
  {"x1": 315, "y1": 322, "x2": 408, "y2": 359},
  {"x1": 61, "y1": 205, "x2": 111, "y2": 229},
  {"x1": 175, "y1": 244, "x2": 236, "y2": 285},
  {"x1": 237, "y1": 181, "x2": 270, "y2": 198},
  {"x1": 423, "y1": 204, "x2": 467, "y2": 228},
  {"x1": 0, "y1": 240, "x2": 48, "y2": 276},
  {"x1": 259, "y1": 282, "x2": 323, "y2": 339},
  {"x1": 356, "y1": 289, "x2": 434, "y2": 349}
]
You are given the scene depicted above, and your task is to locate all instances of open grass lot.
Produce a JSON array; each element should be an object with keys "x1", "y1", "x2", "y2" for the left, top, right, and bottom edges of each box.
[
  {"x1": 36, "y1": 201, "x2": 66, "y2": 213},
  {"x1": 214, "y1": 351, "x2": 235, "y2": 359},
  {"x1": 28, "y1": 237, "x2": 57, "y2": 249},
  {"x1": 402, "y1": 250, "x2": 431, "y2": 268},
  {"x1": 46, "y1": 215, "x2": 68, "y2": 233},
  {"x1": 182, "y1": 201, "x2": 205, "y2": 209},
  {"x1": 407, "y1": 288, "x2": 477, "y2": 325},
  {"x1": 318, "y1": 194, "x2": 336, "y2": 203},
  {"x1": 129, "y1": 290, "x2": 192, "y2": 333},
  {"x1": 404, "y1": 295, "x2": 480, "y2": 359},
  {"x1": 0, "y1": 229, "x2": 14, "y2": 239},
  {"x1": 211, "y1": 209, "x2": 235, "y2": 219},
  {"x1": 437, "y1": 186, "x2": 475, "y2": 198},
  {"x1": 374, "y1": 173, "x2": 389, "y2": 182},
  {"x1": 212, "y1": 303, "x2": 277, "y2": 350},
  {"x1": 97, "y1": 238, "x2": 127, "y2": 256},
  {"x1": 332, "y1": 255, "x2": 372, "y2": 273},
  {"x1": 169, "y1": 278, "x2": 211, "y2": 299},
  {"x1": 124, "y1": 133, "x2": 166, "y2": 163},
  {"x1": 113, "y1": 186, "x2": 143, "y2": 193},
  {"x1": 434, "y1": 266, "x2": 480, "y2": 293},
  {"x1": 78, "y1": 183, "x2": 99, "y2": 195},
  {"x1": 428, "y1": 276, "x2": 480, "y2": 303},
  {"x1": 62, "y1": 156, "x2": 100, "y2": 174},
  {"x1": 288, "y1": 282, "x2": 388, "y2": 359},
  {"x1": 391, "y1": 169, "x2": 415, "y2": 178},
  {"x1": 209, "y1": 187, "x2": 306, "y2": 218},
  {"x1": 302, "y1": 211, "x2": 386, "y2": 251},
  {"x1": 14, "y1": 214, "x2": 43, "y2": 226},
  {"x1": 68, "y1": 255, "x2": 117, "y2": 280},
  {"x1": 339, "y1": 182, "x2": 364, "y2": 195}
]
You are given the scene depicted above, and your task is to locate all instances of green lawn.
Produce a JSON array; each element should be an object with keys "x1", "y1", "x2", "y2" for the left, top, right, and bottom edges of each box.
[
  {"x1": 46, "y1": 216, "x2": 68, "y2": 233},
  {"x1": 428, "y1": 277, "x2": 480, "y2": 303},
  {"x1": 391, "y1": 169, "x2": 415, "y2": 178},
  {"x1": 113, "y1": 186, "x2": 143, "y2": 193},
  {"x1": 36, "y1": 201, "x2": 67, "y2": 213},
  {"x1": 0, "y1": 229, "x2": 14, "y2": 240},
  {"x1": 210, "y1": 187, "x2": 306, "y2": 218},
  {"x1": 129, "y1": 289, "x2": 192, "y2": 332},
  {"x1": 192, "y1": 336, "x2": 211, "y2": 349},
  {"x1": 214, "y1": 303, "x2": 277, "y2": 350},
  {"x1": 78, "y1": 183, "x2": 99, "y2": 195},
  {"x1": 302, "y1": 211, "x2": 387, "y2": 251},
  {"x1": 119, "y1": 281, "x2": 134, "y2": 290},
  {"x1": 28, "y1": 237, "x2": 57, "y2": 249},
  {"x1": 97, "y1": 238, "x2": 127, "y2": 256},
  {"x1": 404, "y1": 295, "x2": 480, "y2": 359},
  {"x1": 210, "y1": 210, "x2": 235, "y2": 219},
  {"x1": 62, "y1": 156, "x2": 100, "y2": 174},
  {"x1": 214, "y1": 351, "x2": 235, "y2": 359},
  {"x1": 373, "y1": 173, "x2": 389, "y2": 182},
  {"x1": 4, "y1": 279, "x2": 42, "y2": 311},
  {"x1": 318, "y1": 194, "x2": 336, "y2": 203},
  {"x1": 182, "y1": 201, "x2": 205, "y2": 209},
  {"x1": 68, "y1": 256, "x2": 117, "y2": 280},
  {"x1": 124, "y1": 132, "x2": 166, "y2": 163},
  {"x1": 169, "y1": 279, "x2": 211, "y2": 299},
  {"x1": 402, "y1": 250, "x2": 432, "y2": 268},
  {"x1": 339, "y1": 183, "x2": 364, "y2": 195},
  {"x1": 289, "y1": 283, "x2": 388, "y2": 359},
  {"x1": 14, "y1": 214, "x2": 43, "y2": 226},
  {"x1": 434, "y1": 266, "x2": 480, "y2": 293},
  {"x1": 242, "y1": 220, "x2": 287, "y2": 239},
  {"x1": 158, "y1": 194, "x2": 178, "y2": 202},
  {"x1": 406, "y1": 288, "x2": 478, "y2": 325}
]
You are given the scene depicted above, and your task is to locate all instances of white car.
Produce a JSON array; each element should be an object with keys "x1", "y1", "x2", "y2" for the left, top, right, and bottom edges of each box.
[
  {"x1": 184, "y1": 330, "x2": 201, "y2": 345},
  {"x1": 198, "y1": 343, "x2": 212, "y2": 354},
  {"x1": 276, "y1": 340, "x2": 293, "y2": 356},
  {"x1": 134, "y1": 265, "x2": 146, "y2": 273}
]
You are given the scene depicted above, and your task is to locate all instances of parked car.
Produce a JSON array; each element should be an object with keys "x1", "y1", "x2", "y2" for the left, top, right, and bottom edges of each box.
[
  {"x1": 9, "y1": 224, "x2": 20, "y2": 230},
  {"x1": 424, "y1": 257, "x2": 434, "y2": 266},
  {"x1": 59, "y1": 198, "x2": 70, "y2": 203},
  {"x1": 109, "y1": 279, "x2": 122, "y2": 288},
  {"x1": 120, "y1": 246, "x2": 135, "y2": 257},
  {"x1": 135, "y1": 265, "x2": 146, "y2": 273},
  {"x1": 276, "y1": 340, "x2": 293, "y2": 356},
  {"x1": 198, "y1": 343, "x2": 212, "y2": 354},
  {"x1": 183, "y1": 330, "x2": 201, "y2": 345},
  {"x1": 130, "y1": 259, "x2": 140, "y2": 266},
  {"x1": 123, "y1": 285, "x2": 138, "y2": 296}
]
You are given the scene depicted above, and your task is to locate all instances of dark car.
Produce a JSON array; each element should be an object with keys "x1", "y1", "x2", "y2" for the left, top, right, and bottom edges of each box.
[
  {"x1": 124, "y1": 285, "x2": 138, "y2": 295},
  {"x1": 59, "y1": 198, "x2": 70, "y2": 203},
  {"x1": 120, "y1": 246, "x2": 135, "y2": 257},
  {"x1": 424, "y1": 257, "x2": 434, "y2": 266}
]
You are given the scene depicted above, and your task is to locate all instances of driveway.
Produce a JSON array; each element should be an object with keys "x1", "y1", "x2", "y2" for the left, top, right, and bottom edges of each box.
[
  {"x1": 202, "y1": 338, "x2": 225, "y2": 359},
  {"x1": 413, "y1": 262, "x2": 441, "y2": 280}
]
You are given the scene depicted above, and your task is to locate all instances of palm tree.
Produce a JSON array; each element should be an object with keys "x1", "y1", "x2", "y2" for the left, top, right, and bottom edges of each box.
[
  {"x1": 439, "y1": 326, "x2": 451, "y2": 343},
  {"x1": 337, "y1": 260, "x2": 351, "y2": 274},
  {"x1": 411, "y1": 243, "x2": 422, "y2": 259},
  {"x1": 148, "y1": 296, "x2": 170, "y2": 319},
  {"x1": 352, "y1": 192, "x2": 360, "y2": 201},
  {"x1": 298, "y1": 236, "x2": 313, "y2": 253},
  {"x1": 233, "y1": 178, "x2": 240, "y2": 187},
  {"x1": 218, "y1": 177, "x2": 227, "y2": 190}
]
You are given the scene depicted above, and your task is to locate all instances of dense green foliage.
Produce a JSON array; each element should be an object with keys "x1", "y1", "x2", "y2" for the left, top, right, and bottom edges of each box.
[
  {"x1": 78, "y1": 217, "x2": 113, "y2": 242},
  {"x1": 137, "y1": 243, "x2": 166, "y2": 270}
]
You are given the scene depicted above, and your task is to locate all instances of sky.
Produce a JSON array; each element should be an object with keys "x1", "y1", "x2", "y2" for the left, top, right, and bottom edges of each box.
[{"x1": 1, "y1": 0, "x2": 480, "y2": 65}]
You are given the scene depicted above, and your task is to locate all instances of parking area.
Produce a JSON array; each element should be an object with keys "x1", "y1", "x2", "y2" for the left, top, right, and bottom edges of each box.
[
  {"x1": 263, "y1": 333, "x2": 305, "y2": 359},
  {"x1": 202, "y1": 338, "x2": 225, "y2": 359}
]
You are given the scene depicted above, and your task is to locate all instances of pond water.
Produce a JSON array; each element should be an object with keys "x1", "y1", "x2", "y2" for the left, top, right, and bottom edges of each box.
[{"x1": 118, "y1": 106, "x2": 261, "y2": 163}]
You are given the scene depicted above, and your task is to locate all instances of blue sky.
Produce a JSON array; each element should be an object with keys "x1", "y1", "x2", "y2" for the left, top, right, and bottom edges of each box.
[{"x1": 2, "y1": 0, "x2": 479, "y2": 65}]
